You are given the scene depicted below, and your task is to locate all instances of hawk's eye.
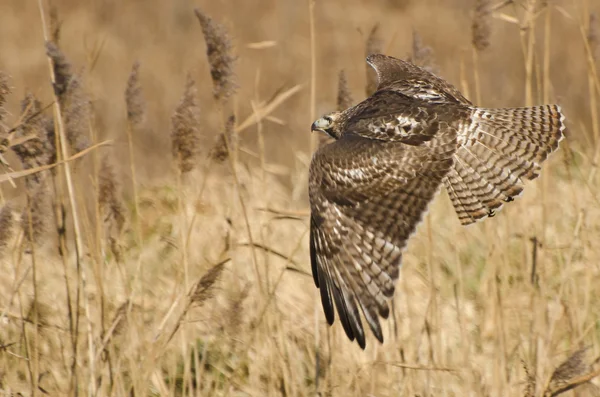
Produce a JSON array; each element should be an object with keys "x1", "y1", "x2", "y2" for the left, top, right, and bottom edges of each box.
[{"x1": 324, "y1": 116, "x2": 333, "y2": 125}]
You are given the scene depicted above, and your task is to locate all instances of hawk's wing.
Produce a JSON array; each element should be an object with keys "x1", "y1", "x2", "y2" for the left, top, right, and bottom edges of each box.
[
  {"x1": 309, "y1": 132, "x2": 456, "y2": 348},
  {"x1": 366, "y1": 54, "x2": 472, "y2": 105},
  {"x1": 342, "y1": 90, "x2": 468, "y2": 145}
]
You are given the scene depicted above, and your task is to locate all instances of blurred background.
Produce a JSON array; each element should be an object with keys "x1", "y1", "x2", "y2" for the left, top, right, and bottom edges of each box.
[{"x1": 1, "y1": 0, "x2": 600, "y2": 396}]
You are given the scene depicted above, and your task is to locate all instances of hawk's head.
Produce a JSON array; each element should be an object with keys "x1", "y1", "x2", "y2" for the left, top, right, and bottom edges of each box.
[{"x1": 311, "y1": 111, "x2": 343, "y2": 140}]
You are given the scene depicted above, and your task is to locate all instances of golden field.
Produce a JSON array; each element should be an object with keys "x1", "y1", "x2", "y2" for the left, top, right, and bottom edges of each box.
[{"x1": 1, "y1": 0, "x2": 600, "y2": 396}]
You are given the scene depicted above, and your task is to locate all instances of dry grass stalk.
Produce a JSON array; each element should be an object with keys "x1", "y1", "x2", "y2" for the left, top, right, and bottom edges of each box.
[
  {"x1": 210, "y1": 114, "x2": 235, "y2": 162},
  {"x1": 12, "y1": 94, "x2": 55, "y2": 190},
  {"x1": 171, "y1": 75, "x2": 201, "y2": 174},
  {"x1": 589, "y1": 12, "x2": 600, "y2": 64},
  {"x1": 21, "y1": 181, "x2": 51, "y2": 244},
  {"x1": 365, "y1": 24, "x2": 383, "y2": 96},
  {"x1": 45, "y1": 41, "x2": 90, "y2": 153},
  {"x1": 472, "y1": 0, "x2": 492, "y2": 52},
  {"x1": 98, "y1": 155, "x2": 126, "y2": 234},
  {"x1": 194, "y1": 8, "x2": 237, "y2": 102},
  {"x1": 0, "y1": 204, "x2": 14, "y2": 252},
  {"x1": 410, "y1": 29, "x2": 437, "y2": 72},
  {"x1": 125, "y1": 61, "x2": 145, "y2": 128}
]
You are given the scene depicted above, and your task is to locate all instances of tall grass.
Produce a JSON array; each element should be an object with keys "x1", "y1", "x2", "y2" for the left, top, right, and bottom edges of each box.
[{"x1": 0, "y1": 1, "x2": 599, "y2": 396}]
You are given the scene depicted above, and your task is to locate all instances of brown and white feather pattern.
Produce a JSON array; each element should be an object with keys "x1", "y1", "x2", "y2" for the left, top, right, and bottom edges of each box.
[
  {"x1": 447, "y1": 105, "x2": 565, "y2": 224},
  {"x1": 309, "y1": 54, "x2": 565, "y2": 348}
]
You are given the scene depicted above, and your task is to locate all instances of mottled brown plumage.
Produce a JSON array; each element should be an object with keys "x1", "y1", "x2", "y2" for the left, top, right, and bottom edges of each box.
[{"x1": 309, "y1": 54, "x2": 565, "y2": 349}]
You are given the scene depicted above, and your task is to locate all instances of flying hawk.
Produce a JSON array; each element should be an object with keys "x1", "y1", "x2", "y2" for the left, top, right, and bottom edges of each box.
[{"x1": 309, "y1": 54, "x2": 565, "y2": 349}]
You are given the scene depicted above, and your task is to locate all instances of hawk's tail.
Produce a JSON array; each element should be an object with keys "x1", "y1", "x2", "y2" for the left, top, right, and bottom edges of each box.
[{"x1": 444, "y1": 105, "x2": 565, "y2": 225}]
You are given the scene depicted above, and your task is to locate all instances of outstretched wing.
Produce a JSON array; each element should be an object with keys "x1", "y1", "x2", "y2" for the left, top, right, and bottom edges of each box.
[
  {"x1": 366, "y1": 54, "x2": 472, "y2": 105},
  {"x1": 309, "y1": 132, "x2": 456, "y2": 348}
]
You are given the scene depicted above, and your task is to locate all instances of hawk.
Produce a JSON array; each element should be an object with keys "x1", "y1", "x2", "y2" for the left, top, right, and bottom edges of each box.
[{"x1": 309, "y1": 54, "x2": 565, "y2": 349}]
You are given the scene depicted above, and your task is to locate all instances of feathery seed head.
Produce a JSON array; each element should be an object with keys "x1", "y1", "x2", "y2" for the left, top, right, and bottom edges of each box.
[
  {"x1": 125, "y1": 61, "x2": 146, "y2": 128},
  {"x1": 189, "y1": 262, "x2": 225, "y2": 306},
  {"x1": 194, "y1": 9, "x2": 238, "y2": 102},
  {"x1": 13, "y1": 94, "x2": 55, "y2": 191},
  {"x1": 549, "y1": 347, "x2": 590, "y2": 387},
  {"x1": 0, "y1": 204, "x2": 14, "y2": 252},
  {"x1": 365, "y1": 24, "x2": 383, "y2": 96},
  {"x1": 472, "y1": 0, "x2": 492, "y2": 52},
  {"x1": 99, "y1": 155, "x2": 126, "y2": 233},
  {"x1": 22, "y1": 181, "x2": 51, "y2": 244},
  {"x1": 210, "y1": 114, "x2": 236, "y2": 162},
  {"x1": 45, "y1": 41, "x2": 90, "y2": 153},
  {"x1": 171, "y1": 75, "x2": 201, "y2": 173}
]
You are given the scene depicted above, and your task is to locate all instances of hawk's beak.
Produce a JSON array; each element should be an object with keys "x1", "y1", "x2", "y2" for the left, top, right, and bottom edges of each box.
[
  {"x1": 311, "y1": 117, "x2": 328, "y2": 133},
  {"x1": 311, "y1": 121, "x2": 320, "y2": 133}
]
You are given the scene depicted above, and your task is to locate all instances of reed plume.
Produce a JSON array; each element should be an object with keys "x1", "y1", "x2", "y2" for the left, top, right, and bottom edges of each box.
[
  {"x1": 189, "y1": 262, "x2": 225, "y2": 307},
  {"x1": 472, "y1": 0, "x2": 492, "y2": 52},
  {"x1": 548, "y1": 347, "x2": 590, "y2": 389},
  {"x1": 125, "y1": 61, "x2": 145, "y2": 128},
  {"x1": 12, "y1": 94, "x2": 55, "y2": 190},
  {"x1": 98, "y1": 155, "x2": 126, "y2": 234},
  {"x1": 45, "y1": 41, "x2": 90, "y2": 153},
  {"x1": 21, "y1": 181, "x2": 51, "y2": 244},
  {"x1": 171, "y1": 74, "x2": 201, "y2": 174},
  {"x1": 194, "y1": 8, "x2": 237, "y2": 102},
  {"x1": 210, "y1": 114, "x2": 235, "y2": 162},
  {"x1": 0, "y1": 204, "x2": 14, "y2": 252},
  {"x1": 365, "y1": 23, "x2": 383, "y2": 96}
]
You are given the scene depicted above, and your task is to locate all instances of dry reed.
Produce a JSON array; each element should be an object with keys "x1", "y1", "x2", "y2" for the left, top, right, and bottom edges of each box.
[
  {"x1": 2, "y1": 1, "x2": 600, "y2": 396},
  {"x1": 194, "y1": 8, "x2": 237, "y2": 102},
  {"x1": 472, "y1": 0, "x2": 492, "y2": 52},
  {"x1": 125, "y1": 61, "x2": 145, "y2": 129},
  {"x1": 21, "y1": 181, "x2": 51, "y2": 244},
  {"x1": 546, "y1": 347, "x2": 590, "y2": 392},
  {"x1": 189, "y1": 262, "x2": 225, "y2": 306},
  {"x1": 98, "y1": 155, "x2": 126, "y2": 234},
  {"x1": 171, "y1": 74, "x2": 201, "y2": 174},
  {"x1": 45, "y1": 41, "x2": 90, "y2": 153},
  {"x1": 12, "y1": 94, "x2": 55, "y2": 190},
  {"x1": 210, "y1": 114, "x2": 235, "y2": 162}
]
